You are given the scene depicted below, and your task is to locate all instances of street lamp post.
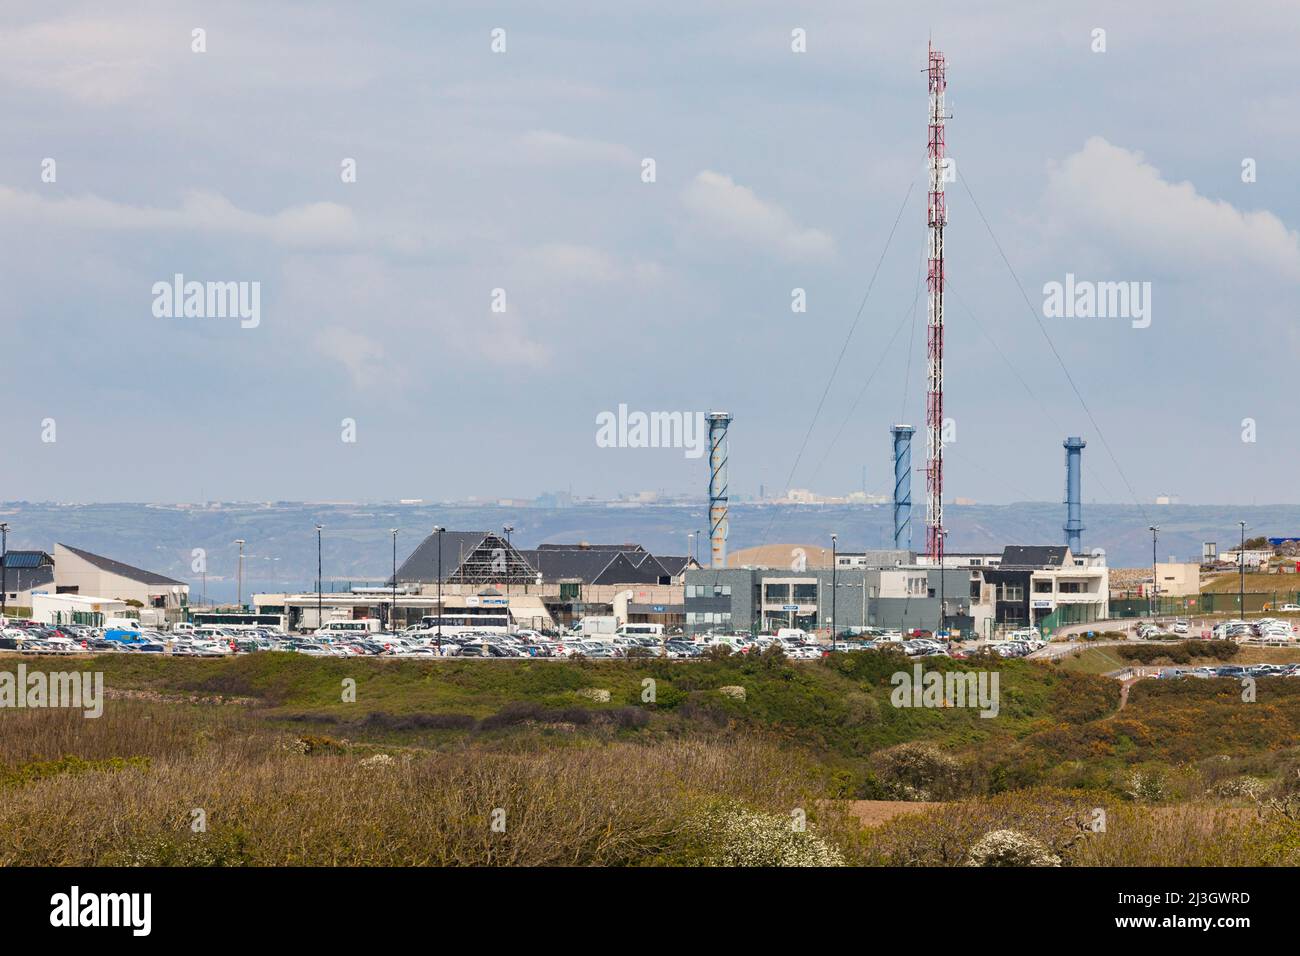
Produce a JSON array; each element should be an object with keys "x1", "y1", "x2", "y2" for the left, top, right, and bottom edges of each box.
[
  {"x1": 235, "y1": 539, "x2": 245, "y2": 609},
  {"x1": 939, "y1": 529, "x2": 948, "y2": 639},
  {"x1": 687, "y1": 532, "x2": 694, "y2": 566},
  {"x1": 1239, "y1": 520, "x2": 1247, "y2": 617},
  {"x1": 315, "y1": 525, "x2": 323, "y2": 632},
  {"x1": 0, "y1": 522, "x2": 8, "y2": 619},
  {"x1": 1148, "y1": 525, "x2": 1160, "y2": 620},
  {"x1": 390, "y1": 529, "x2": 399, "y2": 632},
  {"x1": 830, "y1": 533, "x2": 837, "y2": 652},
  {"x1": 433, "y1": 526, "x2": 445, "y2": 652}
]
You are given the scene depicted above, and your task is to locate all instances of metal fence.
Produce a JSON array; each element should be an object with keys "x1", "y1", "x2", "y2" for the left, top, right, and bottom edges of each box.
[{"x1": 1109, "y1": 592, "x2": 1300, "y2": 617}]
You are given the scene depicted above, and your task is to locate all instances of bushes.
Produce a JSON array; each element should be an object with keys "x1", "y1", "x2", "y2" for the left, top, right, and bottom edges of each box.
[
  {"x1": 1046, "y1": 670, "x2": 1121, "y2": 723},
  {"x1": 964, "y1": 829, "x2": 1061, "y2": 867},
  {"x1": 871, "y1": 742, "x2": 963, "y2": 801},
  {"x1": 1117, "y1": 640, "x2": 1239, "y2": 665},
  {"x1": 0, "y1": 737, "x2": 836, "y2": 867},
  {"x1": 862, "y1": 788, "x2": 1093, "y2": 865},
  {"x1": 683, "y1": 803, "x2": 845, "y2": 867}
]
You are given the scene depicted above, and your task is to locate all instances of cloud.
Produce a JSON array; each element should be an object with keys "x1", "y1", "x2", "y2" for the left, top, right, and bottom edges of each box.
[
  {"x1": 0, "y1": 16, "x2": 171, "y2": 105},
  {"x1": 0, "y1": 187, "x2": 359, "y2": 249},
  {"x1": 681, "y1": 170, "x2": 834, "y2": 261},
  {"x1": 518, "y1": 242, "x2": 662, "y2": 283},
  {"x1": 316, "y1": 327, "x2": 393, "y2": 390},
  {"x1": 278, "y1": 255, "x2": 555, "y2": 385},
  {"x1": 517, "y1": 130, "x2": 636, "y2": 166},
  {"x1": 1044, "y1": 137, "x2": 1300, "y2": 281}
]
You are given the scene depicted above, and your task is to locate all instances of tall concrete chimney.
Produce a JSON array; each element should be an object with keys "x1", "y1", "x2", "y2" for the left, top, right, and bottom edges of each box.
[{"x1": 1064, "y1": 436, "x2": 1086, "y2": 554}]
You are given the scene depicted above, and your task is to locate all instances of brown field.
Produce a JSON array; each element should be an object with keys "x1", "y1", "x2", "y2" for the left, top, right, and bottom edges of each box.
[{"x1": 843, "y1": 800, "x2": 944, "y2": 827}]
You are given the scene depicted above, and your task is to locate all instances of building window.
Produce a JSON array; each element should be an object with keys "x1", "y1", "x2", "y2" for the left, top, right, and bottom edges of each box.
[
  {"x1": 793, "y1": 583, "x2": 817, "y2": 602},
  {"x1": 1000, "y1": 584, "x2": 1024, "y2": 602},
  {"x1": 765, "y1": 584, "x2": 790, "y2": 602},
  {"x1": 1059, "y1": 581, "x2": 1084, "y2": 594},
  {"x1": 1033, "y1": 580, "x2": 1053, "y2": 593}
]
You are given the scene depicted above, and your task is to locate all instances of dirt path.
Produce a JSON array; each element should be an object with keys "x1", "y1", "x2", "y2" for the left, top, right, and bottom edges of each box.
[{"x1": 841, "y1": 800, "x2": 944, "y2": 827}]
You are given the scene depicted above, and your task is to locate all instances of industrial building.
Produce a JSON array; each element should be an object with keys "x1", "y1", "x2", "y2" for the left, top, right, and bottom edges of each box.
[
  {"x1": 2, "y1": 545, "x2": 189, "y2": 627},
  {"x1": 971, "y1": 546, "x2": 1109, "y2": 631},
  {"x1": 684, "y1": 562, "x2": 975, "y2": 637},
  {"x1": 254, "y1": 531, "x2": 694, "y2": 632},
  {"x1": 1152, "y1": 562, "x2": 1201, "y2": 598},
  {"x1": 1, "y1": 550, "x2": 55, "y2": 609},
  {"x1": 685, "y1": 543, "x2": 1108, "y2": 639}
]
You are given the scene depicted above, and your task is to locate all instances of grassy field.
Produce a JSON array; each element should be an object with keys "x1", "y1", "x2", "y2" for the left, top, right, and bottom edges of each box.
[
  {"x1": 1055, "y1": 646, "x2": 1132, "y2": 675},
  {"x1": 1201, "y1": 571, "x2": 1300, "y2": 596},
  {"x1": 1056, "y1": 643, "x2": 1300, "y2": 674},
  {"x1": 5, "y1": 649, "x2": 1300, "y2": 866}
]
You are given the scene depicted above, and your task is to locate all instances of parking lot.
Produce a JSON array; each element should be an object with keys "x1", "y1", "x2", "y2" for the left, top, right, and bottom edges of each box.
[{"x1": 1, "y1": 619, "x2": 1001, "y2": 661}]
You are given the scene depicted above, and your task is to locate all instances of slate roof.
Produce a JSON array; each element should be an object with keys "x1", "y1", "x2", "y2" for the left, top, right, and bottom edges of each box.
[
  {"x1": 58, "y1": 544, "x2": 186, "y2": 586},
  {"x1": 999, "y1": 545, "x2": 1070, "y2": 568},
  {"x1": 395, "y1": 531, "x2": 494, "y2": 583},
  {"x1": 517, "y1": 547, "x2": 677, "y2": 585}
]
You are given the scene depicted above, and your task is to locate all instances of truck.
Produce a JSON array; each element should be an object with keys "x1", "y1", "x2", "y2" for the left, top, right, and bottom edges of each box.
[{"x1": 574, "y1": 615, "x2": 619, "y2": 641}]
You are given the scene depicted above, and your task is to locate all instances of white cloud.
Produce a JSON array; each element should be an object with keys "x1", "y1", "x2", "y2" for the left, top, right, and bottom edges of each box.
[
  {"x1": 278, "y1": 255, "x2": 555, "y2": 385},
  {"x1": 518, "y1": 242, "x2": 662, "y2": 283},
  {"x1": 0, "y1": 187, "x2": 358, "y2": 249},
  {"x1": 316, "y1": 328, "x2": 392, "y2": 390},
  {"x1": 0, "y1": 16, "x2": 172, "y2": 105},
  {"x1": 517, "y1": 130, "x2": 636, "y2": 165},
  {"x1": 681, "y1": 170, "x2": 834, "y2": 261},
  {"x1": 1044, "y1": 136, "x2": 1300, "y2": 281}
]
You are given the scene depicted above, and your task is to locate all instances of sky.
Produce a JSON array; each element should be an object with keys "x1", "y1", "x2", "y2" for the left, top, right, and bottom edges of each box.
[{"x1": 2, "y1": 1, "x2": 1298, "y2": 506}]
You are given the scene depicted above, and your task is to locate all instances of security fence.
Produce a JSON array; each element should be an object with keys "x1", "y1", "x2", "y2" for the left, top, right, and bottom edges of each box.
[{"x1": 1108, "y1": 592, "x2": 1300, "y2": 617}]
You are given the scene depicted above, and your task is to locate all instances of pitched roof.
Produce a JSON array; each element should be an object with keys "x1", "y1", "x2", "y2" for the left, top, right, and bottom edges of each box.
[
  {"x1": 591, "y1": 552, "x2": 665, "y2": 585},
  {"x1": 517, "y1": 548, "x2": 674, "y2": 585},
  {"x1": 395, "y1": 531, "x2": 492, "y2": 583},
  {"x1": 518, "y1": 548, "x2": 621, "y2": 583},
  {"x1": 395, "y1": 531, "x2": 536, "y2": 584},
  {"x1": 999, "y1": 545, "x2": 1069, "y2": 568},
  {"x1": 651, "y1": 555, "x2": 693, "y2": 577},
  {"x1": 57, "y1": 544, "x2": 186, "y2": 586}
]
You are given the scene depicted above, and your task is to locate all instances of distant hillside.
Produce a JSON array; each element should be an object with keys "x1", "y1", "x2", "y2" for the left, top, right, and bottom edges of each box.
[{"x1": 1, "y1": 500, "x2": 1296, "y2": 602}]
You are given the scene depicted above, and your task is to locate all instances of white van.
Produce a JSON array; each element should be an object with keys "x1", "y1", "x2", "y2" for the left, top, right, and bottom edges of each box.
[
  {"x1": 616, "y1": 623, "x2": 664, "y2": 639},
  {"x1": 314, "y1": 618, "x2": 382, "y2": 638},
  {"x1": 776, "y1": 628, "x2": 808, "y2": 644}
]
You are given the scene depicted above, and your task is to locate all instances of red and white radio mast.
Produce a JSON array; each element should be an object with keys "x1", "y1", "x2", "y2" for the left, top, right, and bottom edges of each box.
[{"x1": 925, "y1": 42, "x2": 948, "y2": 563}]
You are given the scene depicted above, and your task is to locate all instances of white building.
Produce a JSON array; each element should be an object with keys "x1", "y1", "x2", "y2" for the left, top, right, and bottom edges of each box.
[
  {"x1": 52, "y1": 544, "x2": 189, "y2": 626},
  {"x1": 31, "y1": 593, "x2": 129, "y2": 627}
]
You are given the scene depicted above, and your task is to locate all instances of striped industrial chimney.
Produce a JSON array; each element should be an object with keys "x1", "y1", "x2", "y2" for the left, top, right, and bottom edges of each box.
[
  {"x1": 891, "y1": 424, "x2": 915, "y2": 551},
  {"x1": 707, "y1": 412, "x2": 733, "y2": 569}
]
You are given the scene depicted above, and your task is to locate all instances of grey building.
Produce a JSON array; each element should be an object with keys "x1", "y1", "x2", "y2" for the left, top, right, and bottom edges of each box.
[{"x1": 684, "y1": 564, "x2": 976, "y2": 637}]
